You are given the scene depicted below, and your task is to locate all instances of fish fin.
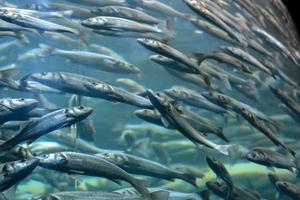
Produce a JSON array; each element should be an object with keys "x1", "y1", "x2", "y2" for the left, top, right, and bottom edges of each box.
[
  {"x1": 131, "y1": 177, "x2": 149, "y2": 197},
  {"x1": 0, "y1": 64, "x2": 19, "y2": 89},
  {"x1": 161, "y1": 116, "x2": 172, "y2": 128},
  {"x1": 191, "y1": 52, "x2": 207, "y2": 65},
  {"x1": 220, "y1": 75, "x2": 232, "y2": 90},
  {"x1": 215, "y1": 145, "x2": 233, "y2": 156},
  {"x1": 16, "y1": 32, "x2": 29, "y2": 44},
  {"x1": 197, "y1": 189, "x2": 210, "y2": 200},
  {"x1": 160, "y1": 18, "x2": 175, "y2": 42},
  {"x1": 110, "y1": 179, "x2": 122, "y2": 186},
  {"x1": 179, "y1": 172, "x2": 198, "y2": 187},
  {"x1": 149, "y1": 191, "x2": 169, "y2": 200},
  {"x1": 217, "y1": 128, "x2": 229, "y2": 143},
  {"x1": 38, "y1": 43, "x2": 57, "y2": 56}
]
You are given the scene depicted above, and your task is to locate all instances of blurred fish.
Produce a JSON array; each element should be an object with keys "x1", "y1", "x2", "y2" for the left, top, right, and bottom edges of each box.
[
  {"x1": 91, "y1": 6, "x2": 161, "y2": 25},
  {"x1": 246, "y1": 147, "x2": 300, "y2": 175},
  {"x1": 0, "y1": 98, "x2": 38, "y2": 124},
  {"x1": 0, "y1": 158, "x2": 39, "y2": 192},
  {"x1": 38, "y1": 44, "x2": 141, "y2": 74},
  {"x1": 276, "y1": 181, "x2": 300, "y2": 200}
]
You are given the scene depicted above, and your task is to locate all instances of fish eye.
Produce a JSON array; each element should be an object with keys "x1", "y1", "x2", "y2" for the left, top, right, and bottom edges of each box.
[
  {"x1": 19, "y1": 98, "x2": 25, "y2": 101},
  {"x1": 42, "y1": 154, "x2": 49, "y2": 158},
  {"x1": 3, "y1": 9, "x2": 9, "y2": 14},
  {"x1": 92, "y1": 82, "x2": 97, "y2": 86},
  {"x1": 78, "y1": 106, "x2": 84, "y2": 110},
  {"x1": 41, "y1": 72, "x2": 48, "y2": 76}
]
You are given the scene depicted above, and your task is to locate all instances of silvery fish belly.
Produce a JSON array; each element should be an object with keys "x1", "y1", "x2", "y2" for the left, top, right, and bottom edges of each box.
[{"x1": 0, "y1": 0, "x2": 299, "y2": 200}]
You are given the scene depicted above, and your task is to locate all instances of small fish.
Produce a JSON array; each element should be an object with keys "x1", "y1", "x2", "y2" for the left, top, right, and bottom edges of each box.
[
  {"x1": 0, "y1": 106, "x2": 92, "y2": 152},
  {"x1": 206, "y1": 156, "x2": 233, "y2": 199},
  {"x1": 246, "y1": 147, "x2": 299, "y2": 175},
  {"x1": 0, "y1": 98, "x2": 38, "y2": 124},
  {"x1": 91, "y1": 6, "x2": 161, "y2": 24},
  {"x1": 0, "y1": 64, "x2": 19, "y2": 90},
  {"x1": 276, "y1": 181, "x2": 300, "y2": 200},
  {"x1": 146, "y1": 90, "x2": 232, "y2": 155},
  {"x1": 38, "y1": 44, "x2": 141, "y2": 74},
  {"x1": 83, "y1": 81, "x2": 153, "y2": 108},
  {"x1": 82, "y1": 16, "x2": 167, "y2": 34},
  {"x1": 98, "y1": 151, "x2": 198, "y2": 186},
  {"x1": 0, "y1": 8, "x2": 79, "y2": 35},
  {"x1": 0, "y1": 158, "x2": 39, "y2": 192},
  {"x1": 37, "y1": 152, "x2": 151, "y2": 197}
]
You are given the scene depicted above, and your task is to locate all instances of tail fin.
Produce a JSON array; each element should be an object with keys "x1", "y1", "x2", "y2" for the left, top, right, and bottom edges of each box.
[
  {"x1": 16, "y1": 32, "x2": 29, "y2": 44},
  {"x1": 0, "y1": 64, "x2": 19, "y2": 89},
  {"x1": 198, "y1": 189, "x2": 210, "y2": 200},
  {"x1": 179, "y1": 172, "x2": 198, "y2": 187},
  {"x1": 38, "y1": 43, "x2": 57, "y2": 56},
  {"x1": 215, "y1": 145, "x2": 233, "y2": 156},
  {"x1": 159, "y1": 18, "x2": 175, "y2": 42},
  {"x1": 217, "y1": 128, "x2": 229, "y2": 143},
  {"x1": 192, "y1": 52, "x2": 207, "y2": 65},
  {"x1": 131, "y1": 177, "x2": 150, "y2": 197},
  {"x1": 149, "y1": 191, "x2": 169, "y2": 200}
]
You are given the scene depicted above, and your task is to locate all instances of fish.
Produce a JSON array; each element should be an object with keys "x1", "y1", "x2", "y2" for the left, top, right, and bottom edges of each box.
[
  {"x1": 192, "y1": 51, "x2": 254, "y2": 75},
  {"x1": 146, "y1": 90, "x2": 232, "y2": 155},
  {"x1": 98, "y1": 151, "x2": 198, "y2": 186},
  {"x1": 63, "y1": 0, "x2": 127, "y2": 7},
  {"x1": 0, "y1": 106, "x2": 92, "y2": 152},
  {"x1": 183, "y1": 0, "x2": 247, "y2": 46},
  {"x1": 83, "y1": 81, "x2": 153, "y2": 108},
  {"x1": 38, "y1": 44, "x2": 141, "y2": 74},
  {"x1": 206, "y1": 181, "x2": 260, "y2": 200},
  {"x1": 246, "y1": 147, "x2": 299, "y2": 175},
  {"x1": 222, "y1": 46, "x2": 273, "y2": 76},
  {"x1": 0, "y1": 158, "x2": 39, "y2": 192},
  {"x1": 115, "y1": 78, "x2": 146, "y2": 93},
  {"x1": 91, "y1": 6, "x2": 161, "y2": 24},
  {"x1": 0, "y1": 64, "x2": 19, "y2": 90},
  {"x1": 134, "y1": 108, "x2": 228, "y2": 142},
  {"x1": 37, "y1": 152, "x2": 151, "y2": 197},
  {"x1": 0, "y1": 8, "x2": 79, "y2": 35},
  {"x1": 36, "y1": 190, "x2": 169, "y2": 200},
  {"x1": 276, "y1": 181, "x2": 300, "y2": 200},
  {"x1": 0, "y1": 98, "x2": 38, "y2": 124},
  {"x1": 239, "y1": 106, "x2": 296, "y2": 157},
  {"x1": 206, "y1": 156, "x2": 233, "y2": 199},
  {"x1": 81, "y1": 16, "x2": 168, "y2": 34},
  {"x1": 164, "y1": 86, "x2": 232, "y2": 116}
]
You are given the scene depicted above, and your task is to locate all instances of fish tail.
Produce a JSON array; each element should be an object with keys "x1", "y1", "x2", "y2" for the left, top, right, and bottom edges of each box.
[
  {"x1": 191, "y1": 52, "x2": 207, "y2": 65},
  {"x1": 178, "y1": 172, "x2": 198, "y2": 187},
  {"x1": 0, "y1": 64, "x2": 19, "y2": 89},
  {"x1": 16, "y1": 32, "x2": 29, "y2": 44},
  {"x1": 38, "y1": 43, "x2": 57, "y2": 56},
  {"x1": 215, "y1": 144, "x2": 233, "y2": 156},
  {"x1": 159, "y1": 18, "x2": 175, "y2": 42},
  {"x1": 149, "y1": 191, "x2": 169, "y2": 200},
  {"x1": 131, "y1": 177, "x2": 150, "y2": 197},
  {"x1": 197, "y1": 189, "x2": 210, "y2": 200},
  {"x1": 217, "y1": 128, "x2": 230, "y2": 143}
]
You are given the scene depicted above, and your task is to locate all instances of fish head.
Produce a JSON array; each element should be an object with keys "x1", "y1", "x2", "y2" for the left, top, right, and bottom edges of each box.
[
  {"x1": 37, "y1": 153, "x2": 67, "y2": 167},
  {"x1": 164, "y1": 86, "x2": 188, "y2": 99},
  {"x1": 137, "y1": 38, "x2": 162, "y2": 50},
  {"x1": 206, "y1": 156, "x2": 220, "y2": 170},
  {"x1": 81, "y1": 17, "x2": 108, "y2": 27},
  {"x1": 146, "y1": 90, "x2": 171, "y2": 113},
  {"x1": 1, "y1": 158, "x2": 39, "y2": 177},
  {"x1": 202, "y1": 91, "x2": 230, "y2": 107},
  {"x1": 149, "y1": 55, "x2": 171, "y2": 64},
  {"x1": 1, "y1": 98, "x2": 38, "y2": 113},
  {"x1": 0, "y1": 8, "x2": 19, "y2": 19},
  {"x1": 84, "y1": 81, "x2": 113, "y2": 93},
  {"x1": 65, "y1": 106, "x2": 93, "y2": 122},
  {"x1": 276, "y1": 181, "x2": 298, "y2": 196},
  {"x1": 205, "y1": 181, "x2": 228, "y2": 197},
  {"x1": 29, "y1": 72, "x2": 57, "y2": 84},
  {"x1": 134, "y1": 109, "x2": 157, "y2": 119},
  {"x1": 245, "y1": 148, "x2": 267, "y2": 164}
]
